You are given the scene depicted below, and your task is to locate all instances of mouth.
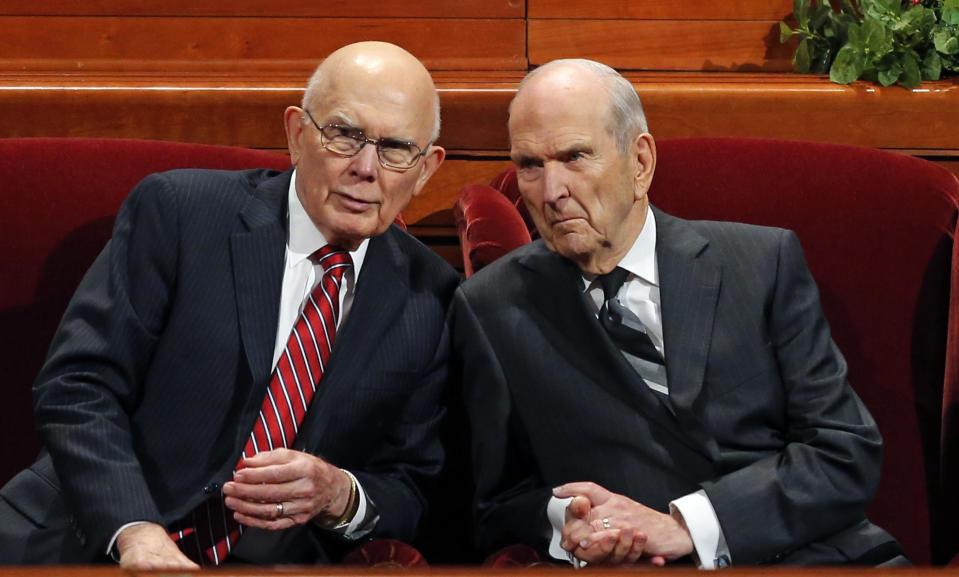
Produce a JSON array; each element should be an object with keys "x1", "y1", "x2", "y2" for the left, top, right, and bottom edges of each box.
[
  {"x1": 334, "y1": 191, "x2": 379, "y2": 213},
  {"x1": 549, "y1": 215, "x2": 585, "y2": 227}
]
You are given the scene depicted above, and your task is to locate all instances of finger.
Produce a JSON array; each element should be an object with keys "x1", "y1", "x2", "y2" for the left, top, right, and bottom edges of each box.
[
  {"x1": 606, "y1": 528, "x2": 636, "y2": 565},
  {"x1": 223, "y1": 476, "x2": 309, "y2": 506},
  {"x1": 589, "y1": 512, "x2": 615, "y2": 533},
  {"x1": 553, "y1": 481, "x2": 609, "y2": 504},
  {"x1": 224, "y1": 495, "x2": 289, "y2": 518},
  {"x1": 560, "y1": 519, "x2": 593, "y2": 552},
  {"x1": 572, "y1": 529, "x2": 619, "y2": 565},
  {"x1": 567, "y1": 495, "x2": 591, "y2": 520},
  {"x1": 120, "y1": 543, "x2": 200, "y2": 570},
  {"x1": 233, "y1": 510, "x2": 299, "y2": 531},
  {"x1": 234, "y1": 458, "x2": 314, "y2": 485},
  {"x1": 625, "y1": 531, "x2": 648, "y2": 564},
  {"x1": 237, "y1": 447, "x2": 298, "y2": 467}
]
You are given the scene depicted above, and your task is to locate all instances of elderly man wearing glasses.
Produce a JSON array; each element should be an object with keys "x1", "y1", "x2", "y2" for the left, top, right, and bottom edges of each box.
[{"x1": 0, "y1": 41, "x2": 458, "y2": 569}]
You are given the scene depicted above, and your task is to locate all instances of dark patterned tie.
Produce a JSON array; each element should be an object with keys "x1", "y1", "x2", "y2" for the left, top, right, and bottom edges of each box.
[
  {"x1": 598, "y1": 267, "x2": 665, "y2": 366},
  {"x1": 169, "y1": 245, "x2": 352, "y2": 565}
]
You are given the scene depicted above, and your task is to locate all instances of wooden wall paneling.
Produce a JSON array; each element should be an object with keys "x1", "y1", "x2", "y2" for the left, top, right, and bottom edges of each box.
[
  {"x1": 529, "y1": 0, "x2": 792, "y2": 20},
  {"x1": 529, "y1": 19, "x2": 795, "y2": 71},
  {"x1": 632, "y1": 74, "x2": 959, "y2": 150},
  {"x1": 0, "y1": 0, "x2": 526, "y2": 18},
  {"x1": 0, "y1": 78, "x2": 517, "y2": 151},
  {"x1": 0, "y1": 16, "x2": 527, "y2": 73},
  {"x1": 4, "y1": 75, "x2": 957, "y2": 156},
  {"x1": 405, "y1": 157, "x2": 514, "y2": 225},
  {"x1": 0, "y1": 83, "x2": 299, "y2": 148},
  {"x1": 436, "y1": 85, "x2": 515, "y2": 152}
]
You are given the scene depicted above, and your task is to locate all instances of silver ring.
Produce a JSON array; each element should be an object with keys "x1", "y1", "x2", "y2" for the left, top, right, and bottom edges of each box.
[
  {"x1": 276, "y1": 502, "x2": 285, "y2": 517},
  {"x1": 602, "y1": 517, "x2": 611, "y2": 529}
]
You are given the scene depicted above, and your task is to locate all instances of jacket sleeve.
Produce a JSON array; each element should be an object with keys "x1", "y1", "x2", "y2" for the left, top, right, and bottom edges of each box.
[
  {"x1": 32, "y1": 173, "x2": 180, "y2": 550},
  {"x1": 701, "y1": 230, "x2": 883, "y2": 564},
  {"x1": 451, "y1": 287, "x2": 553, "y2": 556}
]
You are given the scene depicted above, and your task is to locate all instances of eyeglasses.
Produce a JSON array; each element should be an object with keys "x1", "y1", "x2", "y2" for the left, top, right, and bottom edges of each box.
[{"x1": 304, "y1": 109, "x2": 428, "y2": 170}]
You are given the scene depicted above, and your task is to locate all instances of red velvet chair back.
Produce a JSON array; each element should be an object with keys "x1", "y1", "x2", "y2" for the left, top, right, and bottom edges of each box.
[
  {"x1": 454, "y1": 137, "x2": 959, "y2": 564},
  {"x1": 0, "y1": 137, "x2": 291, "y2": 488}
]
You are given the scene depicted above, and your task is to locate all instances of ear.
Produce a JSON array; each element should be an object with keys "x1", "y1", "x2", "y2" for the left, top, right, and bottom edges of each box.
[
  {"x1": 410, "y1": 145, "x2": 446, "y2": 198},
  {"x1": 283, "y1": 106, "x2": 307, "y2": 166},
  {"x1": 632, "y1": 132, "x2": 657, "y2": 201}
]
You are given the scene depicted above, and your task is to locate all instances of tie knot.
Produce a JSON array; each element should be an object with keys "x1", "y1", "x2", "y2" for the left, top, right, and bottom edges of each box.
[
  {"x1": 311, "y1": 245, "x2": 353, "y2": 271},
  {"x1": 598, "y1": 266, "x2": 630, "y2": 302}
]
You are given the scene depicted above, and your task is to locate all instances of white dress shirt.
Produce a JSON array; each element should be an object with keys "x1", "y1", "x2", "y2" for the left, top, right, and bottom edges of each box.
[{"x1": 546, "y1": 207, "x2": 730, "y2": 568}]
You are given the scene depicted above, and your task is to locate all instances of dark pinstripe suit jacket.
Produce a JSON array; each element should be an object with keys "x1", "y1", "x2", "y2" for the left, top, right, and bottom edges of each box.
[
  {"x1": 452, "y1": 207, "x2": 899, "y2": 565},
  {"x1": 0, "y1": 168, "x2": 459, "y2": 563}
]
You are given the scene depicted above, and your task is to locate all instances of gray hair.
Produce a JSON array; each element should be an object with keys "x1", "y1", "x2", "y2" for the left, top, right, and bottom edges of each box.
[
  {"x1": 512, "y1": 59, "x2": 648, "y2": 155},
  {"x1": 301, "y1": 64, "x2": 442, "y2": 144}
]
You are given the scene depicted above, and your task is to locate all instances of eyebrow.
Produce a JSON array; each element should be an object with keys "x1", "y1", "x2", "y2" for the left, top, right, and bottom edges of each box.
[
  {"x1": 511, "y1": 143, "x2": 593, "y2": 165},
  {"x1": 324, "y1": 114, "x2": 418, "y2": 144}
]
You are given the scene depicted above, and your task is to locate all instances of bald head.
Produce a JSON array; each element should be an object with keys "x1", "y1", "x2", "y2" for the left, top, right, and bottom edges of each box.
[
  {"x1": 303, "y1": 41, "x2": 441, "y2": 143},
  {"x1": 510, "y1": 59, "x2": 647, "y2": 155}
]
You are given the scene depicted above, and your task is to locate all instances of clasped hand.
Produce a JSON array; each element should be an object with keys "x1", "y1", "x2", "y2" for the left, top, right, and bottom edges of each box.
[
  {"x1": 555, "y1": 481, "x2": 694, "y2": 566},
  {"x1": 222, "y1": 447, "x2": 353, "y2": 530}
]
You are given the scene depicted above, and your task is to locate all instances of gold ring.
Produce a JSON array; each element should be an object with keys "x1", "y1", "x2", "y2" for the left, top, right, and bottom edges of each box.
[{"x1": 276, "y1": 502, "x2": 285, "y2": 517}]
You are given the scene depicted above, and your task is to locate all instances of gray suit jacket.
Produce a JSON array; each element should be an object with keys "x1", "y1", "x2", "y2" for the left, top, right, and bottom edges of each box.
[
  {"x1": 0, "y1": 168, "x2": 459, "y2": 564},
  {"x1": 452, "y1": 207, "x2": 899, "y2": 564}
]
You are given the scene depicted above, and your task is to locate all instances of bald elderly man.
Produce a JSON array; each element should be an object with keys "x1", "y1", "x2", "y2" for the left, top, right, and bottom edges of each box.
[
  {"x1": 0, "y1": 42, "x2": 458, "y2": 568},
  {"x1": 453, "y1": 59, "x2": 906, "y2": 568}
]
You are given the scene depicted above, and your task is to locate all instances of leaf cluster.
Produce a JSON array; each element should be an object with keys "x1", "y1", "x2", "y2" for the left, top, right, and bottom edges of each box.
[{"x1": 780, "y1": 0, "x2": 959, "y2": 87}]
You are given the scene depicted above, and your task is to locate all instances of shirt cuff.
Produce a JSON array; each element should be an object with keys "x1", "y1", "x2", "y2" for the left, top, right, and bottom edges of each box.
[
  {"x1": 323, "y1": 470, "x2": 378, "y2": 540},
  {"x1": 106, "y1": 521, "x2": 149, "y2": 560},
  {"x1": 669, "y1": 490, "x2": 730, "y2": 569},
  {"x1": 546, "y1": 496, "x2": 584, "y2": 567}
]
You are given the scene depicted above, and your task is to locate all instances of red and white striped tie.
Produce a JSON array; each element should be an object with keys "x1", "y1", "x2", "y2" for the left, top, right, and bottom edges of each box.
[{"x1": 170, "y1": 245, "x2": 352, "y2": 565}]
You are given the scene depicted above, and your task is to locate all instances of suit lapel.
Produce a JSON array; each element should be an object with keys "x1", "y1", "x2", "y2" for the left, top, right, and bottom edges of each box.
[
  {"x1": 231, "y1": 171, "x2": 288, "y2": 394},
  {"x1": 654, "y1": 208, "x2": 722, "y2": 458},
  {"x1": 293, "y1": 227, "x2": 409, "y2": 446},
  {"x1": 519, "y1": 245, "x2": 705, "y2": 456}
]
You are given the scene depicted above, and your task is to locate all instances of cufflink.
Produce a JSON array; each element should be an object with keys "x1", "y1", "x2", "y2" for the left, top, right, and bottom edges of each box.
[{"x1": 715, "y1": 555, "x2": 731, "y2": 568}]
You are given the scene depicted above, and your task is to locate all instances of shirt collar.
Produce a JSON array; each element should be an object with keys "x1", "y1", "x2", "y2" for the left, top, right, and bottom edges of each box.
[
  {"x1": 580, "y1": 205, "x2": 658, "y2": 290},
  {"x1": 287, "y1": 168, "x2": 368, "y2": 275},
  {"x1": 618, "y1": 205, "x2": 658, "y2": 286}
]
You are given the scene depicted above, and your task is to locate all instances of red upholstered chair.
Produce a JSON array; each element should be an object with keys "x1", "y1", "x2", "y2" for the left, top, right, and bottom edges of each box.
[
  {"x1": 0, "y1": 137, "x2": 291, "y2": 488},
  {"x1": 453, "y1": 137, "x2": 959, "y2": 565},
  {"x1": 342, "y1": 538, "x2": 429, "y2": 568}
]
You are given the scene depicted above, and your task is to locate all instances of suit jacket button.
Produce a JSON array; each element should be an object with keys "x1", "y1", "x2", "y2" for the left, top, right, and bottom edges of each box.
[{"x1": 203, "y1": 482, "x2": 221, "y2": 494}]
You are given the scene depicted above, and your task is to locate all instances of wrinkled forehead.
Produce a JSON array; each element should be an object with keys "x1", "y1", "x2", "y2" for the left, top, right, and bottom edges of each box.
[{"x1": 510, "y1": 80, "x2": 611, "y2": 143}]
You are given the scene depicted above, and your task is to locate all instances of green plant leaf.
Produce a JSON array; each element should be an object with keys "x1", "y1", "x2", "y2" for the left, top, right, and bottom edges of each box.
[
  {"x1": 831, "y1": 43, "x2": 867, "y2": 83},
  {"x1": 943, "y1": 0, "x2": 959, "y2": 25},
  {"x1": 900, "y1": 51, "x2": 921, "y2": 87},
  {"x1": 860, "y1": 0, "x2": 900, "y2": 20},
  {"x1": 795, "y1": 37, "x2": 813, "y2": 71},
  {"x1": 921, "y1": 49, "x2": 942, "y2": 79},
  {"x1": 780, "y1": 21, "x2": 795, "y2": 43},
  {"x1": 900, "y1": 6, "x2": 935, "y2": 36},
  {"x1": 860, "y1": 19, "x2": 894, "y2": 56},
  {"x1": 877, "y1": 55, "x2": 903, "y2": 85},
  {"x1": 934, "y1": 29, "x2": 959, "y2": 54},
  {"x1": 810, "y1": 1, "x2": 833, "y2": 29},
  {"x1": 794, "y1": 0, "x2": 810, "y2": 26}
]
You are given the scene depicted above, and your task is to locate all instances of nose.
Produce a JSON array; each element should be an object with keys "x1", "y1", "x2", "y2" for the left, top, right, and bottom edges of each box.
[
  {"x1": 541, "y1": 162, "x2": 569, "y2": 205},
  {"x1": 349, "y1": 142, "x2": 379, "y2": 182}
]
